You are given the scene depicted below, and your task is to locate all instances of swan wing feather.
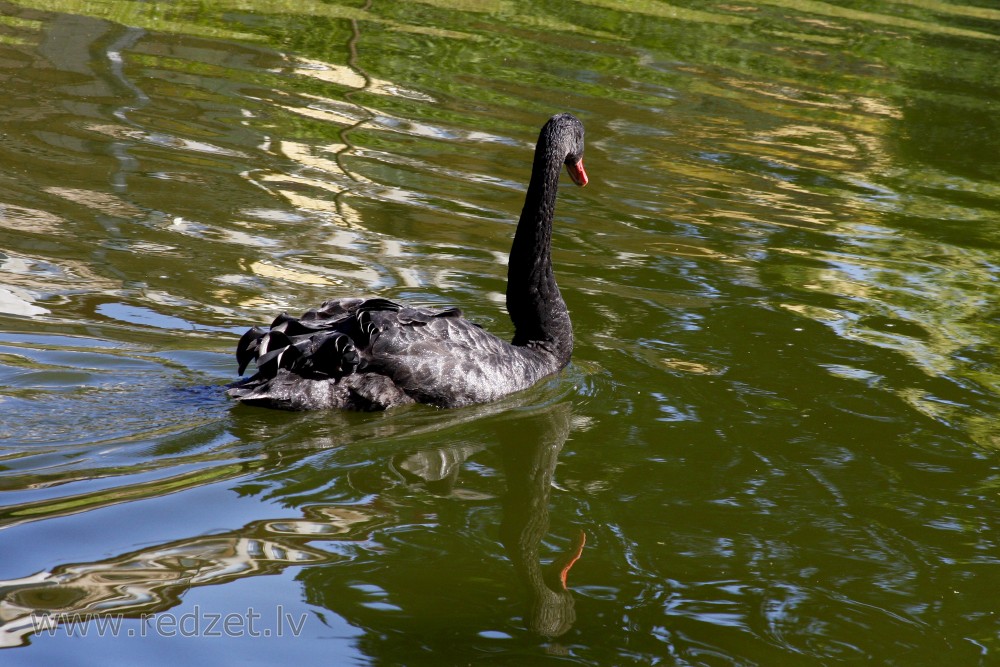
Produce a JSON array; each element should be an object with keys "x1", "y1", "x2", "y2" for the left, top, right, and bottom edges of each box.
[{"x1": 228, "y1": 298, "x2": 556, "y2": 409}]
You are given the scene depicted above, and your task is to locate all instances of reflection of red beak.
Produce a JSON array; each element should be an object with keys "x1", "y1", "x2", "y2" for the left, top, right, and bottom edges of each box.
[
  {"x1": 556, "y1": 530, "x2": 587, "y2": 588},
  {"x1": 566, "y1": 158, "x2": 588, "y2": 187}
]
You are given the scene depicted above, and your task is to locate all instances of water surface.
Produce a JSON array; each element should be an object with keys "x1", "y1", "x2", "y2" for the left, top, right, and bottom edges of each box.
[{"x1": 1, "y1": 0, "x2": 999, "y2": 664}]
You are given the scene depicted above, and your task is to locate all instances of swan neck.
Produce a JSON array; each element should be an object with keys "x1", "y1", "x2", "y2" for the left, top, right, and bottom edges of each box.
[{"x1": 506, "y1": 138, "x2": 572, "y2": 360}]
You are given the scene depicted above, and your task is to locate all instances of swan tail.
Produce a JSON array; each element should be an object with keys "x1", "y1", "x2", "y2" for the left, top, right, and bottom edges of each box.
[
  {"x1": 245, "y1": 329, "x2": 365, "y2": 381},
  {"x1": 232, "y1": 297, "x2": 408, "y2": 380}
]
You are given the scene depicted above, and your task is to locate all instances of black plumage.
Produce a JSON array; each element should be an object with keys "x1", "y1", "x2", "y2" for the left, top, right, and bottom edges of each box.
[{"x1": 227, "y1": 113, "x2": 588, "y2": 410}]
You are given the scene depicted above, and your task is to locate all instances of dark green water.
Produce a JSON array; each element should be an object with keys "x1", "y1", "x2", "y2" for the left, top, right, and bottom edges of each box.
[{"x1": 0, "y1": 0, "x2": 998, "y2": 663}]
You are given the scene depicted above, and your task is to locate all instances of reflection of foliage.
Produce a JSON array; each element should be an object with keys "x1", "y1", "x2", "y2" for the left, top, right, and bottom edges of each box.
[
  {"x1": 8, "y1": 0, "x2": 996, "y2": 145},
  {"x1": 891, "y1": 96, "x2": 1000, "y2": 180},
  {"x1": 5, "y1": 0, "x2": 264, "y2": 42},
  {"x1": 8, "y1": 0, "x2": 994, "y2": 446},
  {"x1": 0, "y1": 0, "x2": 998, "y2": 662}
]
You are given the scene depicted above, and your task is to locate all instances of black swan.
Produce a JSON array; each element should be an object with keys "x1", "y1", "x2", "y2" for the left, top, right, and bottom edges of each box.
[{"x1": 227, "y1": 113, "x2": 587, "y2": 410}]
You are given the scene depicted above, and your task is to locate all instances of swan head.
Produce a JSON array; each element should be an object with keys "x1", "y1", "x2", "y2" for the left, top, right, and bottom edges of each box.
[{"x1": 542, "y1": 113, "x2": 588, "y2": 187}]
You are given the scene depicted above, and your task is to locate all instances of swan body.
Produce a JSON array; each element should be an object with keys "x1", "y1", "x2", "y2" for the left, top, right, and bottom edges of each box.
[{"x1": 228, "y1": 113, "x2": 587, "y2": 410}]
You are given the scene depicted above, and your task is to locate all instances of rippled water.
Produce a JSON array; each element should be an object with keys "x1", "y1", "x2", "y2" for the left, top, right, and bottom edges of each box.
[{"x1": 1, "y1": 0, "x2": 999, "y2": 663}]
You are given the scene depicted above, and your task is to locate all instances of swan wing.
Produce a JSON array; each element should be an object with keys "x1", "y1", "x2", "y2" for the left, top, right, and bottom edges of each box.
[{"x1": 364, "y1": 307, "x2": 554, "y2": 407}]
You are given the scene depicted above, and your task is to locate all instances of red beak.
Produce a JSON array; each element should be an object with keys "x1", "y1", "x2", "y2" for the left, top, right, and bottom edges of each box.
[{"x1": 566, "y1": 158, "x2": 588, "y2": 187}]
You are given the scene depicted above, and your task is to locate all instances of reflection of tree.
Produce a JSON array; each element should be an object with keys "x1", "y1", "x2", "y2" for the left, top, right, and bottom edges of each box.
[
  {"x1": 651, "y1": 17, "x2": 1000, "y2": 447},
  {"x1": 0, "y1": 506, "x2": 374, "y2": 648},
  {"x1": 0, "y1": 398, "x2": 585, "y2": 648}
]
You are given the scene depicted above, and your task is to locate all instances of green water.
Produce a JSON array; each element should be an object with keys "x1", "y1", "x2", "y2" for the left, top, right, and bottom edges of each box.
[{"x1": 0, "y1": 0, "x2": 998, "y2": 663}]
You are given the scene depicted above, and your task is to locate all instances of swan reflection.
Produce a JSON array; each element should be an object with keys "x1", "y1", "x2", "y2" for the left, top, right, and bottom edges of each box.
[
  {"x1": 0, "y1": 400, "x2": 585, "y2": 647},
  {"x1": 394, "y1": 401, "x2": 585, "y2": 637}
]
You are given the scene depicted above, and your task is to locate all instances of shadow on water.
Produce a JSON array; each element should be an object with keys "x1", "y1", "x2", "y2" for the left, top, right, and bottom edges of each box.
[{"x1": 0, "y1": 392, "x2": 588, "y2": 649}]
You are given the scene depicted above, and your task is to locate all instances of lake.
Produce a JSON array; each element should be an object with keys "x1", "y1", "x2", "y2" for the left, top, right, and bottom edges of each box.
[{"x1": 1, "y1": 0, "x2": 998, "y2": 664}]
